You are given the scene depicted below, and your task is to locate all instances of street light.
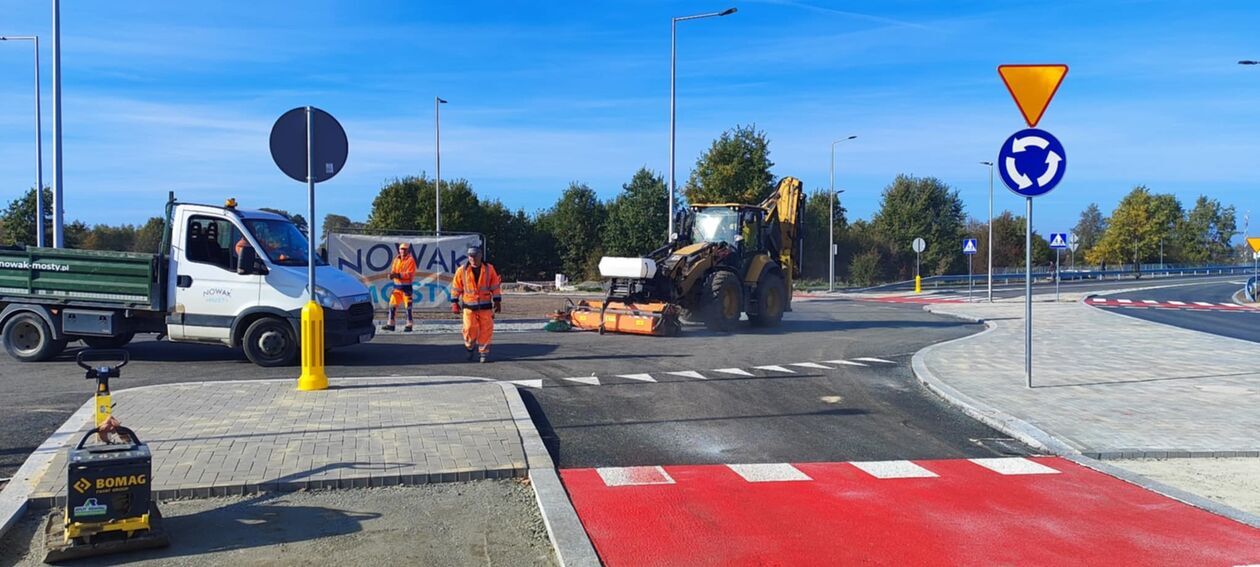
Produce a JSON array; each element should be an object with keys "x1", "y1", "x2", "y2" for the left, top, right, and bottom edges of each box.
[
  {"x1": 435, "y1": 96, "x2": 447, "y2": 236},
  {"x1": 829, "y1": 135, "x2": 856, "y2": 292},
  {"x1": 51, "y1": 0, "x2": 64, "y2": 247},
  {"x1": 980, "y1": 161, "x2": 994, "y2": 302},
  {"x1": 1239, "y1": 60, "x2": 1259, "y2": 65},
  {"x1": 668, "y1": 7, "x2": 737, "y2": 240},
  {"x1": 0, "y1": 35, "x2": 44, "y2": 247}
]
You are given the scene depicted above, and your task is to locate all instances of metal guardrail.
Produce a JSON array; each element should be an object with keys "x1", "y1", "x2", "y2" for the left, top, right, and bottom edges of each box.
[{"x1": 858, "y1": 263, "x2": 1254, "y2": 292}]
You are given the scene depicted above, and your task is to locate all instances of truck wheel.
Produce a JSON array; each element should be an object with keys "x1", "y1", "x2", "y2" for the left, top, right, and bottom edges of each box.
[
  {"x1": 242, "y1": 318, "x2": 298, "y2": 367},
  {"x1": 2, "y1": 312, "x2": 67, "y2": 362},
  {"x1": 702, "y1": 271, "x2": 743, "y2": 332},
  {"x1": 82, "y1": 332, "x2": 136, "y2": 349},
  {"x1": 750, "y1": 272, "x2": 787, "y2": 327}
]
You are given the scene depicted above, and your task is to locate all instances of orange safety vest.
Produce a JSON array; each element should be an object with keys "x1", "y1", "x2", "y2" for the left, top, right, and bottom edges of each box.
[
  {"x1": 392, "y1": 254, "x2": 417, "y2": 286},
  {"x1": 451, "y1": 262, "x2": 501, "y2": 310}
]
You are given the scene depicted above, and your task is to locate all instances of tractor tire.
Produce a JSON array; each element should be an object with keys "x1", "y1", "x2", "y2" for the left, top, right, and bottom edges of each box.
[
  {"x1": 2, "y1": 312, "x2": 67, "y2": 362},
  {"x1": 702, "y1": 271, "x2": 743, "y2": 332},
  {"x1": 750, "y1": 272, "x2": 788, "y2": 327},
  {"x1": 82, "y1": 332, "x2": 136, "y2": 349},
  {"x1": 242, "y1": 317, "x2": 299, "y2": 367}
]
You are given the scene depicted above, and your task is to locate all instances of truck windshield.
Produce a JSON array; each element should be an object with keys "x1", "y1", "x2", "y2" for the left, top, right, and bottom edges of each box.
[
  {"x1": 243, "y1": 219, "x2": 323, "y2": 267},
  {"x1": 691, "y1": 208, "x2": 740, "y2": 246}
]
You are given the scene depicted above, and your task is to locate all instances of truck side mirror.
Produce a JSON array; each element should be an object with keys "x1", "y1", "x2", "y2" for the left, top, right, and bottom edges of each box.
[{"x1": 237, "y1": 247, "x2": 259, "y2": 275}]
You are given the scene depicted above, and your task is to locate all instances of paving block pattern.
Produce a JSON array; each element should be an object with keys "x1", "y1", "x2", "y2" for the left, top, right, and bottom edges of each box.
[
  {"x1": 29, "y1": 377, "x2": 527, "y2": 507},
  {"x1": 921, "y1": 301, "x2": 1260, "y2": 456}
]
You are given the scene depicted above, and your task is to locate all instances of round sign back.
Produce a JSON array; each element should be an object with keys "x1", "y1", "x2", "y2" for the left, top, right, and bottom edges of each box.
[
  {"x1": 269, "y1": 107, "x2": 348, "y2": 184},
  {"x1": 912, "y1": 237, "x2": 926, "y2": 253}
]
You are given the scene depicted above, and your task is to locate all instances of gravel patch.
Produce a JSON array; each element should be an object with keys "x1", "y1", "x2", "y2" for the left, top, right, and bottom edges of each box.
[{"x1": 1110, "y1": 458, "x2": 1260, "y2": 516}]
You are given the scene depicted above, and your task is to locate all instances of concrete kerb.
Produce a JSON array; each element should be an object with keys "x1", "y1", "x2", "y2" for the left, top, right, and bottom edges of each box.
[
  {"x1": 498, "y1": 383, "x2": 601, "y2": 567},
  {"x1": 0, "y1": 396, "x2": 94, "y2": 540}
]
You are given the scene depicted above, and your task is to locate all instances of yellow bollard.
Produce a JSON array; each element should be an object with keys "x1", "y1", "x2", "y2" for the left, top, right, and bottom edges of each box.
[
  {"x1": 915, "y1": 275, "x2": 921, "y2": 294},
  {"x1": 297, "y1": 300, "x2": 328, "y2": 391}
]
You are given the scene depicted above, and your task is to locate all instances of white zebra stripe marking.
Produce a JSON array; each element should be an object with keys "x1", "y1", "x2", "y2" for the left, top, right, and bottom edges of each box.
[
  {"x1": 1116, "y1": 299, "x2": 1133, "y2": 304},
  {"x1": 713, "y1": 368, "x2": 755, "y2": 376},
  {"x1": 754, "y1": 365, "x2": 795, "y2": 374},
  {"x1": 562, "y1": 376, "x2": 601, "y2": 386},
  {"x1": 851, "y1": 460, "x2": 938, "y2": 479},
  {"x1": 667, "y1": 370, "x2": 707, "y2": 380},
  {"x1": 727, "y1": 463, "x2": 812, "y2": 482},
  {"x1": 790, "y1": 362, "x2": 832, "y2": 370},
  {"x1": 508, "y1": 379, "x2": 543, "y2": 389},
  {"x1": 1089, "y1": 297, "x2": 1106, "y2": 303},
  {"x1": 1142, "y1": 300, "x2": 1159, "y2": 304},
  {"x1": 1168, "y1": 300, "x2": 1187, "y2": 305},
  {"x1": 596, "y1": 466, "x2": 675, "y2": 487},
  {"x1": 617, "y1": 373, "x2": 657, "y2": 382},
  {"x1": 968, "y1": 457, "x2": 1060, "y2": 475},
  {"x1": 853, "y1": 357, "x2": 895, "y2": 364},
  {"x1": 1194, "y1": 301, "x2": 1215, "y2": 307}
]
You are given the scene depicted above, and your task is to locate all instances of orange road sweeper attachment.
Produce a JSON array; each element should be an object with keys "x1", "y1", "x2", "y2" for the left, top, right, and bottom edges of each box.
[{"x1": 565, "y1": 298, "x2": 681, "y2": 336}]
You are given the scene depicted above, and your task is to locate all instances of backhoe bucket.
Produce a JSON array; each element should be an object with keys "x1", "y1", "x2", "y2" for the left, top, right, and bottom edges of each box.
[{"x1": 567, "y1": 300, "x2": 680, "y2": 336}]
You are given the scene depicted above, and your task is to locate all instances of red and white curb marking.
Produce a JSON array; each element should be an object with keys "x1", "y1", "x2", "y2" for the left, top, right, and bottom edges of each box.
[
  {"x1": 1088, "y1": 297, "x2": 1257, "y2": 312},
  {"x1": 563, "y1": 457, "x2": 1260, "y2": 566}
]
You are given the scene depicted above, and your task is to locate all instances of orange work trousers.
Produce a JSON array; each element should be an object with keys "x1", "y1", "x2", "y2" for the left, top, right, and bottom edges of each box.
[{"x1": 462, "y1": 308, "x2": 494, "y2": 353}]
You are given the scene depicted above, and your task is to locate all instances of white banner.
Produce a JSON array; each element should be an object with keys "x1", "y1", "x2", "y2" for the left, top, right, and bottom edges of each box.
[{"x1": 327, "y1": 233, "x2": 483, "y2": 310}]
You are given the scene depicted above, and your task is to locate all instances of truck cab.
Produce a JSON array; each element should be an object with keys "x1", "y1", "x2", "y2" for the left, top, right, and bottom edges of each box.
[{"x1": 166, "y1": 201, "x2": 374, "y2": 365}]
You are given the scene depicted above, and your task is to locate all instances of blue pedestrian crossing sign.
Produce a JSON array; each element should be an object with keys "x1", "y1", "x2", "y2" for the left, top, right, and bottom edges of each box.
[
  {"x1": 1049, "y1": 232, "x2": 1069, "y2": 249},
  {"x1": 962, "y1": 238, "x2": 979, "y2": 255},
  {"x1": 998, "y1": 128, "x2": 1066, "y2": 197}
]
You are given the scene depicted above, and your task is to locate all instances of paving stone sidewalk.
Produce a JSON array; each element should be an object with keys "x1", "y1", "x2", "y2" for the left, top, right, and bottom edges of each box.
[
  {"x1": 918, "y1": 298, "x2": 1260, "y2": 458},
  {"x1": 29, "y1": 377, "x2": 527, "y2": 507}
]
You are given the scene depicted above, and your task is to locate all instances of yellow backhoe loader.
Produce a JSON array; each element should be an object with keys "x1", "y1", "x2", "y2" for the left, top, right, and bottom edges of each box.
[{"x1": 564, "y1": 176, "x2": 805, "y2": 335}]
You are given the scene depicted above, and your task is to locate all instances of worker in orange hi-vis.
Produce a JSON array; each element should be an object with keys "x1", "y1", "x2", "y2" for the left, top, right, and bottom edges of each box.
[
  {"x1": 450, "y1": 245, "x2": 501, "y2": 363},
  {"x1": 384, "y1": 242, "x2": 417, "y2": 332}
]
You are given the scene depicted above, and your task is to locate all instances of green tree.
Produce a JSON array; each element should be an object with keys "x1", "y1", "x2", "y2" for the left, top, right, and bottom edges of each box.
[
  {"x1": 539, "y1": 182, "x2": 606, "y2": 280},
  {"x1": 64, "y1": 220, "x2": 90, "y2": 249},
  {"x1": 132, "y1": 217, "x2": 165, "y2": 253},
  {"x1": 0, "y1": 187, "x2": 53, "y2": 247},
  {"x1": 1087, "y1": 187, "x2": 1181, "y2": 267},
  {"x1": 603, "y1": 168, "x2": 668, "y2": 257},
  {"x1": 683, "y1": 124, "x2": 775, "y2": 205},
  {"x1": 1177, "y1": 196, "x2": 1237, "y2": 264},
  {"x1": 80, "y1": 224, "x2": 137, "y2": 251},
  {"x1": 322, "y1": 213, "x2": 355, "y2": 243},
  {"x1": 800, "y1": 189, "x2": 847, "y2": 280},
  {"x1": 871, "y1": 175, "x2": 966, "y2": 278},
  {"x1": 366, "y1": 175, "x2": 483, "y2": 234},
  {"x1": 1072, "y1": 203, "x2": 1107, "y2": 260}
]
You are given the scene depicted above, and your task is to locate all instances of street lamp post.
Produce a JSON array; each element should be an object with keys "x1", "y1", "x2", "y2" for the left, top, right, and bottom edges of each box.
[
  {"x1": 0, "y1": 35, "x2": 44, "y2": 247},
  {"x1": 435, "y1": 96, "x2": 447, "y2": 236},
  {"x1": 829, "y1": 136, "x2": 856, "y2": 292},
  {"x1": 51, "y1": 0, "x2": 64, "y2": 247},
  {"x1": 980, "y1": 161, "x2": 994, "y2": 302},
  {"x1": 669, "y1": 7, "x2": 736, "y2": 240}
]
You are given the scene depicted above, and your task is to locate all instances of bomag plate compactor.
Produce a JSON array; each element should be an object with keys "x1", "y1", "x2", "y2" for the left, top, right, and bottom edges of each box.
[{"x1": 566, "y1": 176, "x2": 805, "y2": 336}]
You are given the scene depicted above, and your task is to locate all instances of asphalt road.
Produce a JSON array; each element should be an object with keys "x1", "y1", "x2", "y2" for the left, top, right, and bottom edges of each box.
[
  {"x1": 1091, "y1": 280, "x2": 1260, "y2": 343},
  {"x1": 0, "y1": 298, "x2": 1025, "y2": 477},
  {"x1": 926, "y1": 273, "x2": 1248, "y2": 301}
]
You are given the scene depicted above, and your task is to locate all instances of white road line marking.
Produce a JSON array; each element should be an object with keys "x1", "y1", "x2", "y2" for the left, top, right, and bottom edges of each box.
[
  {"x1": 969, "y1": 457, "x2": 1060, "y2": 475},
  {"x1": 1194, "y1": 301, "x2": 1215, "y2": 306},
  {"x1": 1142, "y1": 300, "x2": 1159, "y2": 304},
  {"x1": 616, "y1": 373, "x2": 657, "y2": 382},
  {"x1": 596, "y1": 466, "x2": 675, "y2": 487},
  {"x1": 824, "y1": 360, "x2": 869, "y2": 367},
  {"x1": 853, "y1": 357, "x2": 895, "y2": 364},
  {"x1": 851, "y1": 460, "x2": 938, "y2": 479},
  {"x1": 727, "y1": 463, "x2": 812, "y2": 482},
  {"x1": 712, "y1": 368, "x2": 754, "y2": 376},
  {"x1": 1168, "y1": 300, "x2": 1187, "y2": 305},
  {"x1": 667, "y1": 370, "x2": 707, "y2": 380},
  {"x1": 754, "y1": 365, "x2": 795, "y2": 374},
  {"x1": 1116, "y1": 299, "x2": 1133, "y2": 304},
  {"x1": 508, "y1": 379, "x2": 543, "y2": 389},
  {"x1": 1089, "y1": 298, "x2": 1107, "y2": 303},
  {"x1": 561, "y1": 376, "x2": 601, "y2": 386},
  {"x1": 789, "y1": 362, "x2": 832, "y2": 370}
]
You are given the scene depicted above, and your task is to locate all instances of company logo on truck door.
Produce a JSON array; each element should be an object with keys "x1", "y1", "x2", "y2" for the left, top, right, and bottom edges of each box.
[
  {"x1": 202, "y1": 288, "x2": 232, "y2": 303},
  {"x1": 0, "y1": 260, "x2": 70, "y2": 272}
]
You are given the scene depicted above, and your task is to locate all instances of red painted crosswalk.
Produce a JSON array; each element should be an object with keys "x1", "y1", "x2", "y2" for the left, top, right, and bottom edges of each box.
[
  {"x1": 1087, "y1": 297, "x2": 1256, "y2": 312},
  {"x1": 561, "y1": 457, "x2": 1260, "y2": 566}
]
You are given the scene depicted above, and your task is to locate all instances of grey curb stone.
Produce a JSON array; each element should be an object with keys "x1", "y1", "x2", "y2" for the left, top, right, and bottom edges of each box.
[{"x1": 498, "y1": 383, "x2": 601, "y2": 567}]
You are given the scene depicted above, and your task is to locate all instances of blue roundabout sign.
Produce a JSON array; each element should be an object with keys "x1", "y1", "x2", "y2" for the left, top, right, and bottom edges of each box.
[{"x1": 997, "y1": 128, "x2": 1065, "y2": 198}]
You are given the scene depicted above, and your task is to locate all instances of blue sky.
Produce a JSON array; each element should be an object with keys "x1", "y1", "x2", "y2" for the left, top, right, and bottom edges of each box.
[{"x1": 2, "y1": 1, "x2": 1259, "y2": 239}]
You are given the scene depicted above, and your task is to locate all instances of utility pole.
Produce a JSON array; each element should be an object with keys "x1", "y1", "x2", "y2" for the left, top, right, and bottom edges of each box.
[
  {"x1": 434, "y1": 96, "x2": 447, "y2": 235},
  {"x1": 829, "y1": 135, "x2": 855, "y2": 292},
  {"x1": 51, "y1": 0, "x2": 65, "y2": 247}
]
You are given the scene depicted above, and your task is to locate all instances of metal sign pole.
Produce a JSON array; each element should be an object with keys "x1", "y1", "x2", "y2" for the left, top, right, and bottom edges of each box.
[
  {"x1": 1025, "y1": 197, "x2": 1033, "y2": 388},
  {"x1": 1055, "y1": 248, "x2": 1060, "y2": 302},
  {"x1": 968, "y1": 254, "x2": 973, "y2": 302},
  {"x1": 306, "y1": 107, "x2": 315, "y2": 297}
]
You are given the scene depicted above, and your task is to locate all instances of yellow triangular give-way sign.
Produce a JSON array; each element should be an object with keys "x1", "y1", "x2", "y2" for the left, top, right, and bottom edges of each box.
[
  {"x1": 1248, "y1": 237, "x2": 1260, "y2": 254},
  {"x1": 998, "y1": 64, "x2": 1068, "y2": 128}
]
